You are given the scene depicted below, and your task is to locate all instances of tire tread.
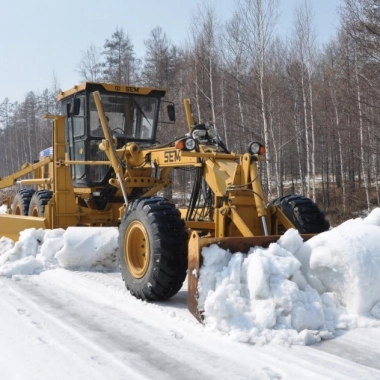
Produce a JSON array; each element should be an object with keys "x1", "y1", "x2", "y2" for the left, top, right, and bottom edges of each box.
[
  {"x1": 273, "y1": 194, "x2": 330, "y2": 233},
  {"x1": 119, "y1": 196, "x2": 188, "y2": 301}
]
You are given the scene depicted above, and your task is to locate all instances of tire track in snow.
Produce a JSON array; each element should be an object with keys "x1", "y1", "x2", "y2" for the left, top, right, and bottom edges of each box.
[
  {"x1": 2, "y1": 270, "x2": 380, "y2": 380},
  {"x1": 2, "y1": 282, "x2": 150, "y2": 380},
  {"x1": 3, "y1": 272, "x2": 267, "y2": 380}
]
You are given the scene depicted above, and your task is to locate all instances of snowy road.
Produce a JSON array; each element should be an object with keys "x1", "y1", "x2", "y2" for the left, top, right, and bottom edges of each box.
[{"x1": 1, "y1": 269, "x2": 380, "y2": 380}]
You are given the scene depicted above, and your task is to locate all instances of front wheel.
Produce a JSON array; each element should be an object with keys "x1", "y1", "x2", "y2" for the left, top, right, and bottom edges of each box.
[
  {"x1": 272, "y1": 194, "x2": 330, "y2": 233},
  {"x1": 118, "y1": 197, "x2": 188, "y2": 301},
  {"x1": 28, "y1": 190, "x2": 53, "y2": 217},
  {"x1": 12, "y1": 189, "x2": 35, "y2": 215}
]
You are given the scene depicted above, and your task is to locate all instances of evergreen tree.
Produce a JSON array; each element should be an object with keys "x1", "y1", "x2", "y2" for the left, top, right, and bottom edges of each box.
[
  {"x1": 102, "y1": 27, "x2": 139, "y2": 84},
  {"x1": 142, "y1": 26, "x2": 177, "y2": 88}
]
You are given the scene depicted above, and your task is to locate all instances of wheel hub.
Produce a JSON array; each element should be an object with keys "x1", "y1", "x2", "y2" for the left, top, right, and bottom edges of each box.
[
  {"x1": 30, "y1": 205, "x2": 39, "y2": 217},
  {"x1": 124, "y1": 220, "x2": 150, "y2": 278},
  {"x1": 14, "y1": 204, "x2": 21, "y2": 215}
]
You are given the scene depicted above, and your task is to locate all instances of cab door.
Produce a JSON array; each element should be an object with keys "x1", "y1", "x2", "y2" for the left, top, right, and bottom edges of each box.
[{"x1": 64, "y1": 95, "x2": 86, "y2": 187}]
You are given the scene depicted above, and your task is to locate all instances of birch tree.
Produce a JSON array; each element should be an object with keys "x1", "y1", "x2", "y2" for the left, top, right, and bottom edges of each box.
[
  {"x1": 188, "y1": 2, "x2": 222, "y2": 126},
  {"x1": 0, "y1": 98, "x2": 11, "y2": 175},
  {"x1": 341, "y1": 0, "x2": 380, "y2": 210},
  {"x1": 324, "y1": 41, "x2": 347, "y2": 213},
  {"x1": 291, "y1": 0, "x2": 318, "y2": 200},
  {"x1": 237, "y1": 0, "x2": 279, "y2": 194},
  {"x1": 222, "y1": 12, "x2": 250, "y2": 150},
  {"x1": 354, "y1": 48, "x2": 370, "y2": 211}
]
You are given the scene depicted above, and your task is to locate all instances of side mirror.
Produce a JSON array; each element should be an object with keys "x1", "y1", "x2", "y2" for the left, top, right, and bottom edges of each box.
[
  {"x1": 66, "y1": 98, "x2": 81, "y2": 117},
  {"x1": 167, "y1": 104, "x2": 175, "y2": 122},
  {"x1": 73, "y1": 98, "x2": 81, "y2": 116}
]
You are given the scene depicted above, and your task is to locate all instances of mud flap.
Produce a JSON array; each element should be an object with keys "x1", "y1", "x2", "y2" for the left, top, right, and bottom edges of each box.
[{"x1": 187, "y1": 231, "x2": 315, "y2": 322}]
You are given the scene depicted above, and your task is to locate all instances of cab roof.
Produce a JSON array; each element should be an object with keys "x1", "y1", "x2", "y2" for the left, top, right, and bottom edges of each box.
[{"x1": 57, "y1": 82, "x2": 166, "y2": 101}]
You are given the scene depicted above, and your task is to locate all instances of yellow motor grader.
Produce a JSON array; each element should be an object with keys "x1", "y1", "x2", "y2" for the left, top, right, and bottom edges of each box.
[{"x1": 0, "y1": 82, "x2": 329, "y2": 320}]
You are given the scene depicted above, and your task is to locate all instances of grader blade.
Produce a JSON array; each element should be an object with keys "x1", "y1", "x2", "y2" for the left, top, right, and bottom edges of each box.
[
  {"x1": 187, "y1": 231, "x2": 315, "y2": 322},
  {"x1": 0, "y1": 214, "x2": 49, "y2": 241}
]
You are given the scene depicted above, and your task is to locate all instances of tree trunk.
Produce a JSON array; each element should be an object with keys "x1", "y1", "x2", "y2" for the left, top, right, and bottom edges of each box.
[{"x1": 354, "y1": 50, "x2": 370, "y2": 211}]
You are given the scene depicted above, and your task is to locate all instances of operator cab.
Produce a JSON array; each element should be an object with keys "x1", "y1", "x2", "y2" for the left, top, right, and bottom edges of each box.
[{"x1": 58, "y1": 82, "x2": 173, "y2": 188}]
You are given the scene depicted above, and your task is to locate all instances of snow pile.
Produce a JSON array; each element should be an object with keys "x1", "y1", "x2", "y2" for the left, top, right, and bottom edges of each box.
[
  {"x1": 198, "y1": 208, "x2": 380, "y2": 345},
  {"x1": 55, "y1": 227, "x2": 119, "y2": 269},
  {"x1": 0, "y1": 227, "x2": 119, "y2": 277},
  {"x1": 2, "y1": 207, "x2": 380, "y2": 347}
]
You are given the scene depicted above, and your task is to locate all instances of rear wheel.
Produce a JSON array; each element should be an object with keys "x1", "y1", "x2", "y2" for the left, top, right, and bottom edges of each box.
[
  {"x1": 28, "y1": 190, "x2": 53, "y2": 217},
  {"x1": 118, "y1": 196, "x2": 188, "y2": 301},
  {"x1": 272, "y1": 194, "x2": 330, "y2": 233},
  {"x1": 12, "y1": 190, "x2": 35, "y2": 215}
]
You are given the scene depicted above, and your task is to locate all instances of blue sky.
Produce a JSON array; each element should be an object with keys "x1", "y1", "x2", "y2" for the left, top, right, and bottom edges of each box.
[{"x1": 0, "y1": 0, "x2": 340, "y2": 103}]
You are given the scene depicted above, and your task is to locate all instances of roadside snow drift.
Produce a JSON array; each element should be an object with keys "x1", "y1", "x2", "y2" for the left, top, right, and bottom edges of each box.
[
  {"x1": 1, "y1": 205, "x2": 380, "y2": 345},
  {"x1": 0, "y1": 227, "x2": 119, "y2": 277}
]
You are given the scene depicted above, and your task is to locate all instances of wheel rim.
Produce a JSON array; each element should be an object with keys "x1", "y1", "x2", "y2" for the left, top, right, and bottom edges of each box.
[
  {"x1": 14, "y1": 203, "x2": 22, "y2": 215},
  {"x1": 30, "y1": 204, "x2": 40, "y2": 217},
  {"x1": 124, "y1": 221, "x2": 150, "y2": 278}
]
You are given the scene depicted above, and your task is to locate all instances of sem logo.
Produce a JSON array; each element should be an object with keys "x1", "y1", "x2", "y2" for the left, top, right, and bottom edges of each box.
[
  {"x1": 125, "y1": 87, "x2": 140, "y2": 93},
  {"x1": 164, "y1": 150, "x2": 180, "y2": 163}
]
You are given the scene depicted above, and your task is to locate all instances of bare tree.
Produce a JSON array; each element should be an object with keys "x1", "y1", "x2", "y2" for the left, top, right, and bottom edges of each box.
[
  {"x1": 221, "y1": 12, "x2": 251, "y2": 152},
  {"x1": 354, "y1": 48, "x2": 371, "y2": 211},
  {"x1": 340, "y1": 0, "x2": 380, "y2": 211},
  {"x1": 77, "y1": 44, "x2": 103, "y2": 82},
  {"x1": 188, "y1": 2, "x2": 222, "y2": 126},
  {"x1": 341, "y1": 0, "x2": 380, "y2": 63},
  {"x1": 324, "y1": 41, "x2": 347, "y2": 213},
  {"x1": 237, "y1": 0, "x2": 279, "y2": 195},
  {"x1": 0, "y1": 98, "x2": 11, "y2": 174},
  {"x1": 291, "y1": 0, "x2": 318, "y2": 200}
]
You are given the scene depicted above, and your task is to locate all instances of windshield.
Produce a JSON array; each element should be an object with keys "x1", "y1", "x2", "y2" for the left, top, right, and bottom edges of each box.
[{"x1": 89, "y1": 92, "x2": 158, "y2": 140}]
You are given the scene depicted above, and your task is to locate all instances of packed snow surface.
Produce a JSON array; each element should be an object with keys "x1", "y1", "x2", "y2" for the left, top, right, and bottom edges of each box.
[{"x1": 1, "y1": 205, "x2": 380, "y2": 347}]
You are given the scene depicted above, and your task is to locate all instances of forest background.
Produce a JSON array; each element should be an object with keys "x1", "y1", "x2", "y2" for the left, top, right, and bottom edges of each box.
[{"x1": 0, "y1": 0, "x2": 378, "y2": 226}]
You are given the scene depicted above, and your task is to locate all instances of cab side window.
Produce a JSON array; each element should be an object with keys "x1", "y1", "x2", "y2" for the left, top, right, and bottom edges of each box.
[{"x1": 73, "y1": 96, "x2": 85, "y2": 137}]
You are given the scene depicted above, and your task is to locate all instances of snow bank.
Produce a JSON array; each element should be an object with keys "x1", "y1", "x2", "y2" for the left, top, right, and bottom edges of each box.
[
  {"x1": 2, "y1": 208, "x2": 380, "y2": 346},
  {"x1": 55, "y1": 227, "x2": 119, "y2": 269},
  {"x1": 198, "y1": 208, "x2": 380, "y2": 345},
  {"x1": 0, "y1": 227, "x2": 119, "y2": 277}
]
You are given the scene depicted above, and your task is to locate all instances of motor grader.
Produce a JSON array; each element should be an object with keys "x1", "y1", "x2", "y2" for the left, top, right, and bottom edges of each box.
[{"x1": 0, "y1": 82, "x2": 329, "y2": 321}]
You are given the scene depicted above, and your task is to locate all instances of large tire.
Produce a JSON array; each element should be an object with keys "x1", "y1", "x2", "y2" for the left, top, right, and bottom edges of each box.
[
  {"x1": 28, "y1": 190, "x2": 53, "y2": 217},
  {"x1": 118, "y1": 196, "x2": 188, "y2": 301},
  {"x1": 272, "y1": 194, "x2": 330, "y2": 233},
  {"x1": 12, "y1": 190, "x2": 35, "y2": 215}
]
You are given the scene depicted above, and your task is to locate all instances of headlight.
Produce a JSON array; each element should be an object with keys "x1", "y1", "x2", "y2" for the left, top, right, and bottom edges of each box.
[
  {"x1": 247, "y1": 141, "x2": 266, "y2": 155},
  {"x1": 175, "y1": 137, "x2": 196, "y2": 151},
  {"x1": 185, "y1": 138, "x2": 196, "y2": 150}
]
